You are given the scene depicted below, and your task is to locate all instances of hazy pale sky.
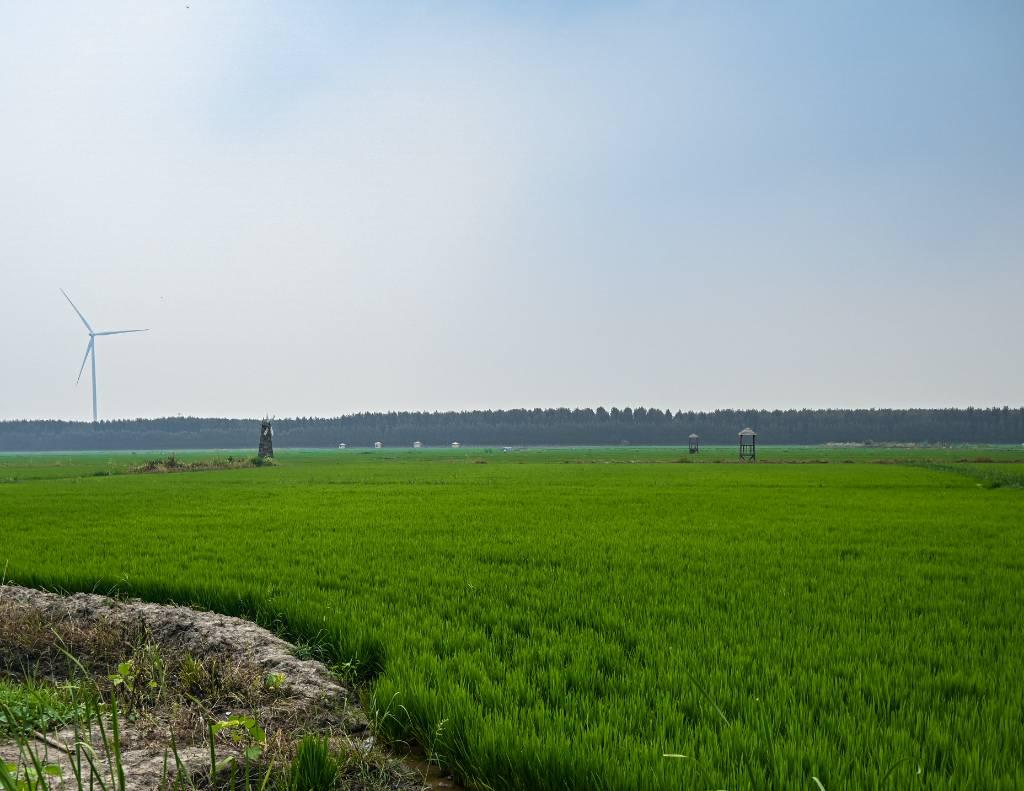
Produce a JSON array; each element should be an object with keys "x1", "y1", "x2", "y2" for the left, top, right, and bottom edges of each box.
[{"x1": 1, "y1": 2, "x2": 1022, "y2": 421}]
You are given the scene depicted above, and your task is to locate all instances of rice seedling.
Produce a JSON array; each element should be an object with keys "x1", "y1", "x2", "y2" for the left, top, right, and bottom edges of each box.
[{"x1": 286, "y1": 735, "x2": 337, "y2": 791}]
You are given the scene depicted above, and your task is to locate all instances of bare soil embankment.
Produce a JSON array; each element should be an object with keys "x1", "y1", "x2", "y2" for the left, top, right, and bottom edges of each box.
[{"x1": 0, "y1": 585, "x2": 448, "y2": 790}]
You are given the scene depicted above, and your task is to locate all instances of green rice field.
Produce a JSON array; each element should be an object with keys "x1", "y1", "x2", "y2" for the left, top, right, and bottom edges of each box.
[{"x1": 2, "y1": 446, "x2": 1023, "y2": 789}]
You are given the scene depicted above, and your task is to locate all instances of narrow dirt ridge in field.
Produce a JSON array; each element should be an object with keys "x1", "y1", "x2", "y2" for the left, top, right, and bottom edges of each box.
[{"x1": 0, "y1": 585, "x2": 437, "y2": 791}]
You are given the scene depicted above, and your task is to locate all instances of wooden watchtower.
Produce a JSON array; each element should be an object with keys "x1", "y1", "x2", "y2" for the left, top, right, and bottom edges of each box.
[
  {"x1": 738, "y1": 427, "x2": 756, "y2": 461},
  {"x1": 688, "y1": 433, "x2": 700, "y2": 454}
]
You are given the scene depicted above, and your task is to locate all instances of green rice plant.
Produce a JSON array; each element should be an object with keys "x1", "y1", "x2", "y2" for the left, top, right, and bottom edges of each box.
[
  {"x1": 286, "y1": 735, "x2": 337, "y2": 791},
  {"x1": 2, "y1": 447, "x2": 1022, "y2": 789}
]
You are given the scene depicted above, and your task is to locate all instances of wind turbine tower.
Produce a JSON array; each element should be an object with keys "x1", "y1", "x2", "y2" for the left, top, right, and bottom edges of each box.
[{"x1": 61, "y1": 289, "x2": 148, "y2": 422}]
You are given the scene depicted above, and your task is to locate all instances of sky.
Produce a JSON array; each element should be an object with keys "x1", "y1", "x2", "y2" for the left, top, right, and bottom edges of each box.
[{"x1": 1, "y1": 1, "x2": 1022, "y2": 421}]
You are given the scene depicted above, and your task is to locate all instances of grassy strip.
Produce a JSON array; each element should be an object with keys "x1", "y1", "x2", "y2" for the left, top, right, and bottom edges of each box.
[
  {"x1": 905, "y1": 461, "x2": 1024, "y2": 488},
  {"x1": 129, "y1": 455, "x2": 275, "y2": 474},
  {"x1": 0, "y1": 680, "x2": 84, "y2": 739}
]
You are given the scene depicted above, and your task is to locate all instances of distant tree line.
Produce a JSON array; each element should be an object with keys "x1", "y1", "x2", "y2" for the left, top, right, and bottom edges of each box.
[{"x1": 0, "y1": 407, "x2": 1021, "y2": 451}]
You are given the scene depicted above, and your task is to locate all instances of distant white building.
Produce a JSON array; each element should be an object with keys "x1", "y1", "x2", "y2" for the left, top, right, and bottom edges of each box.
[
  {"x1": 374, "y1": 441, "x2": 383, "y2": 449},
  {"x1": 451, "y1": 441, "x2": 461, "y2": 448},
  {"x1": 338, "y1": 443, "x2": 346, "y2": 449},
  {"x1": 413, "y1": 441, "x2": 423, "y2": 448}
]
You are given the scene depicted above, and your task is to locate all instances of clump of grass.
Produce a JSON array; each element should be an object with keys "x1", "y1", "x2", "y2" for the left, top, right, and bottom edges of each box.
[
  {"x1": 132, "y1": 456, "x2": 275, "y2": 474},
  {"x1": 136, "y1": 453, "x2": 188, "y2": 472},
  {"x1": 287, "y1": 735, "x2": 338, "y2": 791}
]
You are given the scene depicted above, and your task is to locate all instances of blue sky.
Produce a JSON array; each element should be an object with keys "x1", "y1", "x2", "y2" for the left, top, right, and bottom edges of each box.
[{"x1": 1, "y1": 2, "x2": 1022, "y2": 419}]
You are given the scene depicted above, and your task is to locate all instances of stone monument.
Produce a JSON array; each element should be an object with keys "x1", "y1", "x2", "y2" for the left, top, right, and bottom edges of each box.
[{"x1": 258, "y1": 418, "x2": 274, "y2": 458}]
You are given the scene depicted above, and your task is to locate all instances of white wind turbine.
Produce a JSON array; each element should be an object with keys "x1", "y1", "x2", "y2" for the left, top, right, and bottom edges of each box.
[{"x1": 61, "y1": 289, "x2": 148, "y2": 422}]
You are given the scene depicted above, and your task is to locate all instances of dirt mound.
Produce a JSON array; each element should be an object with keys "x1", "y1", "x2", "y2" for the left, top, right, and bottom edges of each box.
[
  {"x1": 0, "y1": 585, "x2": 352, "y2": 726},
  {"x1": 0, "y1": 585, "x2": 429, "y2": 791}
]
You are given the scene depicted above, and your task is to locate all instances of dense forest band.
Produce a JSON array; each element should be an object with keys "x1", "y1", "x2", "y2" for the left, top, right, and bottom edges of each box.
[{"x1": 1, "y1": 407, "x2": 1021, "y2": 451}]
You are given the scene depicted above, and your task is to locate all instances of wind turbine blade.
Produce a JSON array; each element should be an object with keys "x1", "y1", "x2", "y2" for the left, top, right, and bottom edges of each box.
[
  {"x1": 60, "y1": 289, "x2": 93, "y2": 333},
  {"x1": 92, "y1": 329, "x2": 149, "y2": 336},
  {"x1": 76, "y1": 338, "x2": 94, "y2": 384}
]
